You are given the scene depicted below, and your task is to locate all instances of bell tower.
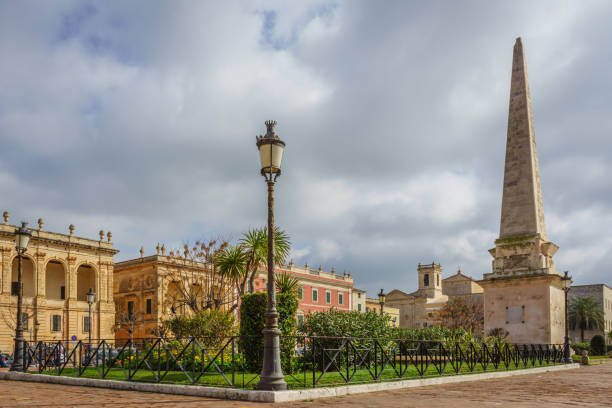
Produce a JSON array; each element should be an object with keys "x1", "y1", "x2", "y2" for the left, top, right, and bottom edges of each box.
[{"x1": 418, "y1": 263, "x2": 442, "y2": 299}]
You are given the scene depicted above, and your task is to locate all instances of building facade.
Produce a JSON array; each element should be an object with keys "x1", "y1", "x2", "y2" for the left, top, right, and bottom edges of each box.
[
  {"x1": 386, "y1": 264, "x2": 483, "y2": 329},
  {"x1": 113, "y1": 251, "x2": 237, "y2": 342},
  {"x1": 365, "y1": 298, "x2": 400, "y2": 327},
  {"x1": 568, "y1": 284, "x2": 612, "y2": 344},
  {"x1": 0, "y1": 214, "x2": 117, "y2": 352},
  {"x1": 253, "y1": 262, "x2": 354, "y2": 325},
  {"x1": 352, "y1": 288, "x2": 366, "y2": 313}
]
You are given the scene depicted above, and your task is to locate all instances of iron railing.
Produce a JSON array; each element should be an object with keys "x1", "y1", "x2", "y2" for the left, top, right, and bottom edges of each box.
[{"x1": 20, "y1": 336, "x2": 569, "y2": 389}]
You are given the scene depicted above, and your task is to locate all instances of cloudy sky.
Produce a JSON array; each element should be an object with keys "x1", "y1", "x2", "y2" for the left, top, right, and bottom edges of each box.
[{"x1": 1, "y1": 1, "x2": 611, "y2": 296}]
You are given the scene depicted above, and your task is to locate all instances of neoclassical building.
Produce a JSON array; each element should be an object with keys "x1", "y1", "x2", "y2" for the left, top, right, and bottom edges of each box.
[
  {"x1": 0, "y1": 213, "x2": 117, "y2": 352},
  {"x1": 113, "y1": 248, "x2": 238, "y2": 342},
  {"x1": 386, "y1": 263, "x2": 483, "y2": 328}
]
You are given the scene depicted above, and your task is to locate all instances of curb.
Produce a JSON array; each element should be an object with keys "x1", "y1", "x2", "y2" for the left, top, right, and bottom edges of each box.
[{"x1": 0, "y1": 364, "x2": 580, "y2": 403}]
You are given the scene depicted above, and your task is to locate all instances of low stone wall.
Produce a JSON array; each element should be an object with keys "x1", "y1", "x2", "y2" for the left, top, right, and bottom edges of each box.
[{"x1": 0, "y1": 364, "x2": 580, "y2": 403}]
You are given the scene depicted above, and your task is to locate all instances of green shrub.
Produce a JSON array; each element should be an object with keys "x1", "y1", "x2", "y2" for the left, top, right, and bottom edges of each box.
[
  {"x1": 277, "y1": 292, "x2": 298, "y2": 373},
  {"x1": 164, "y1": 309, "x2": 236, "y2": 349},
  {"x1": 238, "y1": 292, "x2": 298, "y2": 373},
  {"x1": 391, "y1": 326, "x2": 467, "y2": 341},
  {"x1": 571, "y1": 342, "x2": 590, "y2": 355},
  {"x1": 239, "y1": 293, "x2": 267, "y2": 372},
  {"x1": 590, "y1": 335, "x2": 606, "y2": 355},
  {"x1": 302, "y1": 309, "x2": 392, "y2": 339}
]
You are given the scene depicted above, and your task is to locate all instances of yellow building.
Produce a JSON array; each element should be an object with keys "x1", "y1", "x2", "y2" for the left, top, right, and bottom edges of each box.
[
  {"x1": 113, "y1": 248, "x2": 237, "y2": 342},
  {"x1": 365, "y1": 298, "x2": 400, "y2": 327},
  {"x1": 0, "y1": 213, "x2": 117, "y2": 352}
]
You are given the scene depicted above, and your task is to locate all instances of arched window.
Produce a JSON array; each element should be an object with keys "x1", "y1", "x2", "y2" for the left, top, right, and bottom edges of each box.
[
  {"x1": 46, "y1": 261, "x2": 66, "y2": 300},
  {"x1": 423, "y1": 274, "x2": 429, "y2": 287},
  {"x1": 12, "y1": 257, "x2": 35, "y2": 297},
  {"x1": 76, "y1": 265, "x2": 96, "y2": 301}
]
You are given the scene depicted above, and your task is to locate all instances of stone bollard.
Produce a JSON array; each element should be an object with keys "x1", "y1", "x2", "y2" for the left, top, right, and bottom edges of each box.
[{"x1": 580, "y1": 350, "x2": 590, "y2": 365}]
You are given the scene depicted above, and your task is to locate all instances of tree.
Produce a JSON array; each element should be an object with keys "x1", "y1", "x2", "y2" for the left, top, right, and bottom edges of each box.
[
  {"x1": 239, "y1": 227, "x2": 291, "y2": 294},
  {"x1": 164, "y1": 240, "x2": 235, "y2": 315},
  {"x1": 275, "y1": 272, "x2": 299, "y2": 296},
  {"x1": 569, "y1": 296, "x2": 604, "y2": 342},
  {"x1": 216, "y1": 244, "x2": 248, "y2": 310},
  {"x1": 116, "y1": 311, "x2": 144, "y2": 345},
  {"x1": 436, "y1": 297, "x2": 484, "y2": 334}
]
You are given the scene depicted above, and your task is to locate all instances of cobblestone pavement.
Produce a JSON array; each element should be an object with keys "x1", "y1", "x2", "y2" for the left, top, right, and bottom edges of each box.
[{"x1": 0, "y1": 363, "x2": 610, "y2": 407}]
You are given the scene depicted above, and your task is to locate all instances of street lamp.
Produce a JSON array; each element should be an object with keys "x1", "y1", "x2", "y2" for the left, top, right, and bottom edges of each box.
[
  {"x1": 86, "y1": 287, "x2": 96, "y2": 357},
  {"x1": 11, "y1": 222, "x2": 31, "y2": 372},
  {"x1": 561, "y1": 271, "x2": 572, "y2": 364},
  {"x1": 255, "y1": 120, "x2": 286, "y2": 391},
  {"x1": 378, "y1": 288, "x2": 386, "y2": 316}
]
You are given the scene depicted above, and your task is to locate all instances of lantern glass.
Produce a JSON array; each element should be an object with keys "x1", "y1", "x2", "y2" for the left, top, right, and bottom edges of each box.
[
  {"x1": 86, "y1": 287, "x2": 96, "y2": 304},
  {"x1": 378, "y1": 289, "x2": 386, "y2": 304},
  {"x1": 15, "y1": 222, "x2": 31, "y2": 252},
  {"x1": 258, "y1": 140, "x2": 284, "y2": 174},
  {"x1": 562, "y1": 272, "x2": 572, "y2": 289}
]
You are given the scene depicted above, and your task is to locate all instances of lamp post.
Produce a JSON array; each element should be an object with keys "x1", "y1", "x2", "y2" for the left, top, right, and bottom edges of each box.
[
  {"x1": 86, "y1": 287, "x2": 96, "y2": 358},
  {"x1": 255, "y1": 120, "x2": 286, "y2": 391},
  {"x1": 378, "y1": 289, "x2": 386, "y2": 316},
  {"x1": 561, "y1": 271, "x2": 572, "y2": 364},
  {"x1": 11, "y1": 222, "x2": 32, "y2": 372}
]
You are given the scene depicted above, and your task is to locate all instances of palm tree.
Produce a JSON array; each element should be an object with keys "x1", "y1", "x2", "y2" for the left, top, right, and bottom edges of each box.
[
  {"x1": 275, "y1": 273, "x2": 299, "y2": 296},
  {"x1": 569, "y1": 296, "x2": 604, "y2": 342},
  {"x1": 216, "y1": 245, "x2": 248, "y2": 310},
  {"x1": 239, "y1": 227, "x2": 291, "y2": 294}
]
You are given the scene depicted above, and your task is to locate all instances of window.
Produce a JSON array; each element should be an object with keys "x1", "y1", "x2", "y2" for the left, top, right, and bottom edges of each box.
[
  {"x1": 127, "y1": 301, "x2": 134, "y2": 317},
  {"x1": 298, "y1": 286, "x2": 303, "y2": 300},
  {"x1": 247, "y1": 280, "x2": 254, "y2": 293},
  {"x1": 60, "y1": 286, "x2": 66, "y2": 300},
  {"x1": 52, "y1": 315, "x2": 62, "y2": 332},
  {"x1": 358, "y1": 292, "x2": 361, "y2": 299},
  {"x1": 297, "y1": 315, "x2": 304, "y2": 327},
  {"x1": 437, "y1": 275, "x2": 440, "y2": 286},
  {"x1": 326, "y1": 291, "x2": 331, "y2": 304},
  {"x1": 423, "y1": 322, "x2": 428, "y2": 327},
  {"x1": 424, "y1": 274, "x2": 429, "y2": 287},
  {"x1": 83, "y1": 316, "x2": 91, "y2": 333},
  {"x1": 338, "y1": 293, "x2": 343, "y2": 305},
  {"x1": 146, "y1": 298, "x2": 152, "y2": 315},
  {"x1": 428, "y1": 312, "x2": 432, "y2": 318},
  {"x1": 358, "y1": 304, "x2": 362, "y2": 312},
  {"x1": 312, "y1": 289, "x2": 318, "y2": 302},
  {"x1": 366, "y1": 307, "x2": 370, "y2": 313},
  {"x1": 11, "y1": 282, "x2": 19, "y2": 296}
]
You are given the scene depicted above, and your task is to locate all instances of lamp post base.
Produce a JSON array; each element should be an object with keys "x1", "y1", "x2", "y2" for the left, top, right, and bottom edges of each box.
[
  {"x1": 256, "y1": 314, "x2": 286, "y2": 391},
  {"x1": 10, "y1": 336, "x2": 25, "y2": 372}
]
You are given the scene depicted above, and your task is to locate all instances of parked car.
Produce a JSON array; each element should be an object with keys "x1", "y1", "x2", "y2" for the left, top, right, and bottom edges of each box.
[{"x1": 0, "y1": 353, "x2": 10, "y2": 368}]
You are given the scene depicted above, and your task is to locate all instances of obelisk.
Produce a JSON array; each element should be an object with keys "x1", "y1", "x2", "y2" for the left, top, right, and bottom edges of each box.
[{"x1": 480, "y1": 38, "x2": 564, "y2": 345}]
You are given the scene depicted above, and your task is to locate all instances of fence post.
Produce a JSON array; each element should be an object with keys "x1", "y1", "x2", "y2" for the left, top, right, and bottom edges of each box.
[
  {"x1": 312, "y1": 337, "x2": 316, "y2": 388},
  {"x1": 374, "y1": 339, "x2": 378, "y2": 379}
]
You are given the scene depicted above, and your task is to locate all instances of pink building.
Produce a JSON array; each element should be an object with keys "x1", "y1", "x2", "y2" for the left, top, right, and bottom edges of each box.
[{"x1": 252, "y1": 262, "x2": 354, "y2": 324}]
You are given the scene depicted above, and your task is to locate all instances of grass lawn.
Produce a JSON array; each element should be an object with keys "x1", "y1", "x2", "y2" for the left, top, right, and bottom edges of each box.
[
  {"x1": 572, "y1": 354, "x2": 609, "y2": 361},
  {"x1": 40, "y1": 360, "x2": 562, "y2": 389}
]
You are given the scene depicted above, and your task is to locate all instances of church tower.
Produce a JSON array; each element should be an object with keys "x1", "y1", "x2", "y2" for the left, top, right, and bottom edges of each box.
[
  {"x1": 480, "y1": 38, "x2": 565, "y2": 345},
  {"x1": 417, "y1": 263, "x2": 442, "y2": 299}
]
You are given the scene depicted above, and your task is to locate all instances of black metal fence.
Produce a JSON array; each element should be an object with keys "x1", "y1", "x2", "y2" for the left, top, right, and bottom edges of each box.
[{"x1": 20, "y1": 336, "x2": 568, "y2": 389}]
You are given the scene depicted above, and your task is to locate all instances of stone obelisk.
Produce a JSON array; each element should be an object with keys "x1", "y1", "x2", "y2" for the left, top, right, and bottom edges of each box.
[{"x1": 480, "y1": 38, "x2": 564, "y2": 345}]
